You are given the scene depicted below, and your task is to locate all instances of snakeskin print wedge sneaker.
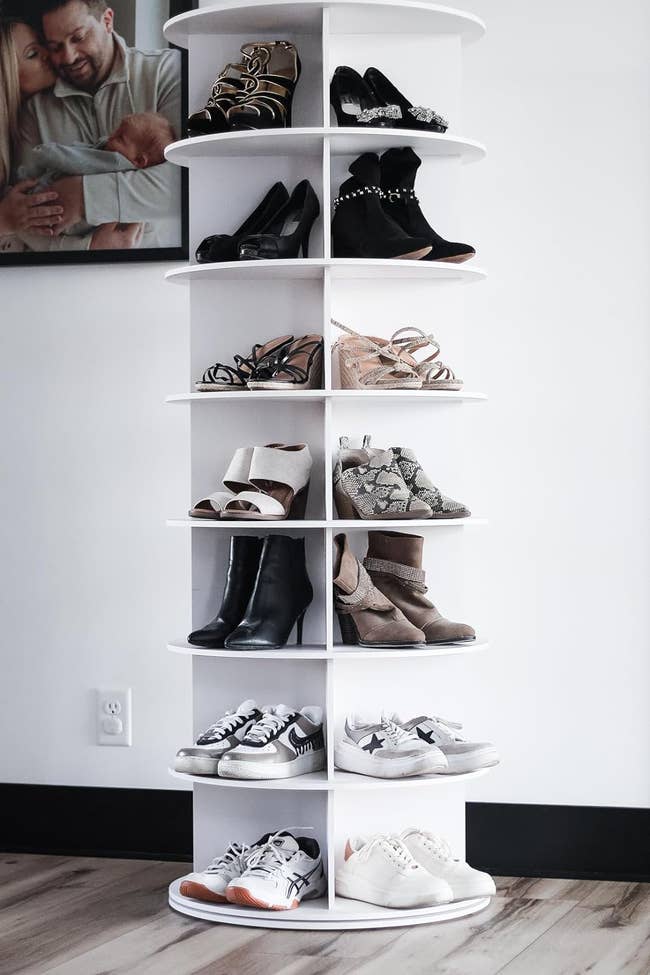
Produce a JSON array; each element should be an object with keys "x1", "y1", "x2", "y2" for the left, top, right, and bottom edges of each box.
[
  {"x1": 364, "y1": 531, "x2": 476, "y2": 644},
  {"x1": 333, "y1": 447, "x2": 432, "y2": 520},
  {"x1": 333, "y1": 533, "x2": 425, "y2": 647}
]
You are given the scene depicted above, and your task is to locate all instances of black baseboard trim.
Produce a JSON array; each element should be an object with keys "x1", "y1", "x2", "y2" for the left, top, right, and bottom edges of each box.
[
  {"x1": 1, "y1": 785, "x2": 648, "y2": 880},
  {"x1": 466, "y1": 802, "x2": 650, "y2": 882},
  {"x1": 0, "y1": 784, "x2": 193, "y2": 862}
]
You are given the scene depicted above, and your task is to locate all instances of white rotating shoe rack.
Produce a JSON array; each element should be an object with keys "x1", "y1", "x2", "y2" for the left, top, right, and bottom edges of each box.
[{"x1": 164, "y1": 0, "x2": 492, "y2": 930}]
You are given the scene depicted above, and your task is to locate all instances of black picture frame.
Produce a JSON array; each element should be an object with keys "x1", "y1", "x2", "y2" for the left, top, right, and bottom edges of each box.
[{"x1": 0, "y1": 0, "x2": 194, "y2": 267}]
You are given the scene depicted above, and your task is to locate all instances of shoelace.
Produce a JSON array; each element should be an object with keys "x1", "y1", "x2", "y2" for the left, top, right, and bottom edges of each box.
[
  {"x1": 358, "y1": 835, "x2": 419, "y2": 872},
  {"x1": 205, "y1": 842, "x2": 249, "y2": 875},
  {"x1": 200, "y1": 709, "x2": 248, "y2": 741},
  {"x1": 244, "y1": 711, "x2": 294, "y2": 743},
  {"x1": 244, "y1": 827, "x2": 312, "y2": 877},
  {"x1": 429, "y1": 715, "x2": 466, "y2": 742},
  {"x1": 380, "y1": 717, "x2": 419, "y2": 748},
  {"x1": 407, "y1": 829, "x2": 455, "y2": 862}
]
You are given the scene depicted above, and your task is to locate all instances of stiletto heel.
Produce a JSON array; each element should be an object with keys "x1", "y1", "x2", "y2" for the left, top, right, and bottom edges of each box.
[
  {"x1": 239, "y1": 180, "x2": 320, "y2": 261},
  {"x1": 296, "y1": 610, "x2": 306, "y2": 645}
]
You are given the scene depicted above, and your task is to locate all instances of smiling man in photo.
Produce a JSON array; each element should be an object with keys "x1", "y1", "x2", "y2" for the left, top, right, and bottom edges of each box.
[{"x1": 17, "y1": 0, "x2": 182, "y2": 249}]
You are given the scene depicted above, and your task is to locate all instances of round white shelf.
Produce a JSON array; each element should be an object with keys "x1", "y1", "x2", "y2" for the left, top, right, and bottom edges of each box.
[
  {"x1": 164, "y1": 1, "x2": 486, "y2": 47},
  {"x1": 167, "y1": 639, "x2": 488, "y2": 659},
  {"x1": 165, "y1": 389, "x2": 487, "y2": 403},
  {"x1": 165, "y1": 259, "x2": 486, "y2": 285},
  {"x1": 166, "y1": 517, "x2": 487, "y2": 529},
  {"x1": 169, "y1": 767, "x2": 491, "y2": 791},
  {"x1": 165, "y1": 128, "x2": 485, "y2": 166},
  {"x1": 168, "y1": 880, "x2": 490, "y2": 929}
]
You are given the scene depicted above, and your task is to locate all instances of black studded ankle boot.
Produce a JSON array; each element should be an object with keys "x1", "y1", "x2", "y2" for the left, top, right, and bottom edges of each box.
[
  {"x1": 380, "y1": 147, "x2": 476, "y2": 263},
  {"x1": 225, "y1": 535, "x2": 313, "y2": 650},
  {"x1": 331, "y1": 152, "x2": 432, "y2": 260},
  {"x1": 188, "y1": 535, "x2": 263, "y2": 648}
]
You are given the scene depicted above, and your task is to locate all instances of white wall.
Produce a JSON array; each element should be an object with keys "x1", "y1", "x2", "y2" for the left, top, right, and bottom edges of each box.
[
  {"x1": 0, "y1": 0, "x2": 648, "y2": 808},
  {"x1": 0, "y1": 264, "x2": 193, "y2": 789}
]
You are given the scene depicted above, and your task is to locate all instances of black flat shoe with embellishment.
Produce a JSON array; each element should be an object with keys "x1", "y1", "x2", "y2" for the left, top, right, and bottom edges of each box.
[{"x1": 330, "y1": 65, "x2": 400, "y2": 128}]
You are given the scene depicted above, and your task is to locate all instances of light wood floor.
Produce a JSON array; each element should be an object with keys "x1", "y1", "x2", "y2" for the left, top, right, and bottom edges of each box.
[{"x1": 1, "y1": 854, "x2": 649, "y2": 974}]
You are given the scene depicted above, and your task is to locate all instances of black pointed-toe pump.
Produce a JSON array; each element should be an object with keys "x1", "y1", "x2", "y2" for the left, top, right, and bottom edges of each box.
[
  {"x1": 330, "y1": 65, "x2": 400, "y2": 128},
  {"x1": 196, "y1": 182, "x2": 289, "y2": 263},
  {"x1": 331, "y1": 152, "x2": 431, "y2": 260},
  {"x1": 380, "y1": 147, "x2": 475, "y2": 262},
  {"x1": 238, "y1": 179, "x2": 320, "y2": 260},
  {"x1": 364, "y1": 68, "x2": 449, "y2": 133}
]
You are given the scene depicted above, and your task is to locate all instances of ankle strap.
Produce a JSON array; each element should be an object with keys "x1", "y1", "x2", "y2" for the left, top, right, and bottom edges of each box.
[
  {"x1": 364, "y1": 557, "x2": 427, "y2": 592},
  {"x1": 333, "y1": 185, "x2": 384, "y2": 210},
  {"x1": 383, "y1": 187, "x2": 418, "y2": 204}
]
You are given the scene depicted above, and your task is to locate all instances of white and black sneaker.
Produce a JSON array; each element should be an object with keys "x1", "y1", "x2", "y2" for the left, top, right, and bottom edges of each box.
[
  {"x1": 397, "y1": 714, "x2": 499, "y2": 774},
  {"x1": 218, "y1": 705, "x2": 325, "y2": 780},
  {"x1": 174, "y1": 699, "x2": 262, "y2": 775},
  {"x1": 226, "y1": 829, "x2": 326, "y2": 910},
  {"x1": 179, "y1": 840, "x2": 253, "y2": 903},
  {"x1": 335, "y1": 714, "x2": 448, "y2": 778}
]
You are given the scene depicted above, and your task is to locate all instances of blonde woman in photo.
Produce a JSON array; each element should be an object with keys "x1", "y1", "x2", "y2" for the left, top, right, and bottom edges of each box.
[{"x1": 0, "y1": 7, "x2": 141, "y2": 252}]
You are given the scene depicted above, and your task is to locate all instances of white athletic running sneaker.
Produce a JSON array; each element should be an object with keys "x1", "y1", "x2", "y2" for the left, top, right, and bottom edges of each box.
[
  {"x1": 226, "y1": 830, "x2": 327, "y2": 910},
  {"x1": 397, "y1": 713, "x2": 499, "y2": 774},
  {"x1": 174, "y1": 699, "x2": 262, "y2": 775},
  {"x1": 399, "y1": 828, "x2": 496, "y2": 900},
  {"x1": 336, "y1": 834, "x2": 453, "y2": 908},
  {"x1": 334, "y1": 715, "x2": 448, "y2": 778},
  {"x1": 179, "y1": 841, "x2": 252, "y2": 903},
  {"x1": 218, "y1": 705, "x2": 326, "y2": 780}
]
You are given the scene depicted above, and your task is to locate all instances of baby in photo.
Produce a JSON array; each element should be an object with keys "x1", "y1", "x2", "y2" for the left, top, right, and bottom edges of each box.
[{"x1": 18, "y1": 112, "x2": 176, "y2": 251}]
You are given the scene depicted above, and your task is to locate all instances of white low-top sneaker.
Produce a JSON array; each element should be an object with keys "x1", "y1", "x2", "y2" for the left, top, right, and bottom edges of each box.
[
  {"x1": 227, "y1": 830, "x2": 326, "y2": 910},
  {"x1": 336, "y1": 834, "x2": 453, "y2": 908},
  {"x1": 174, "y1": 699, "x2": 263, "y2": 775},
  {"x1": 179, "y1": 841, "x2": 252, "y2": 903},
  {"x1": 399, "y1": 828, "x2": 496, "y2": 900},
  {"x1": 335, "y1": 715, "x2": 448, "y2": 778},
  {"x1": 218, "y1": 705, "x2": 325, "y2": 780},
  {"x1": 397, "y1": 713, "x2": 500, "y2": 774}
]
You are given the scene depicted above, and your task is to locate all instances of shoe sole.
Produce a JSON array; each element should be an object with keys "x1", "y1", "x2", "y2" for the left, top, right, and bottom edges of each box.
[
  {"x1": 441, "y1": 751, "x2": 500, "y2": 775},
  {"x1": 174, "y1": 755, "x2": 221, "y2": 775},
  {"x1": 336, "y1": 877, "x2": 450, "y2": 908},
  {"x1": 226, "y1": 886, "x2": 299, "y2": 910},
  {"x1": 179, "y1": 880, "x2": 227, "y2": 903},
  {"x1": 218, "y1": 750, "x2": 325, "y2": 779},
  {"x1": 396, "y1": 247, "x2": 433, "y2": 260},
  {"x1": 334, "y1": 741, "x2": 447, "y2": 778}
]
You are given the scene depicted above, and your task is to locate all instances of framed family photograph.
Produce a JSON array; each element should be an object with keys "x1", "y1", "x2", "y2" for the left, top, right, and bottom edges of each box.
[{"x1": 0, "y1": 0, "x2": 195, "y2": 265}]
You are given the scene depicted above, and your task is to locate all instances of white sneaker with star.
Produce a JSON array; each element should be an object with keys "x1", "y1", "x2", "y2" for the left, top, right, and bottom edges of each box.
[{"x1": 335, "y1": 714, "x2": 448, "y2": 778}]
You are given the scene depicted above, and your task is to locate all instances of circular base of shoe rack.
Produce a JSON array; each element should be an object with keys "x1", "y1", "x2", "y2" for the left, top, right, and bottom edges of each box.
[
  {"x1": 168, "y1": 880, "x2": 490, "y2": 929},
  {"x1": 168, "y1": 767, "x2": 491, "y2": 790}
]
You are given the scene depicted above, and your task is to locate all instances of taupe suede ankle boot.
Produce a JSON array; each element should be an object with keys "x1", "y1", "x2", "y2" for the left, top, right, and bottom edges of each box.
[
  {"x1": 364, "y1": 531, "x2": 475, "y2": 644},
  {"x1": 333, "y1": 533, "x2": 425, "y2": 647}
]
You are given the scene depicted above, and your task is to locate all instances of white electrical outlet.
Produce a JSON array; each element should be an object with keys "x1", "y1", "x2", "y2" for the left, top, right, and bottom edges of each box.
[{"x1": 96, "y1": 688, "x2": 132, "y2": 746}]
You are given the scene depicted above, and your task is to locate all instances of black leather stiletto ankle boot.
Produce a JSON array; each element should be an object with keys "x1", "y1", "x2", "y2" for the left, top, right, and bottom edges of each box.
[
  {"x1": 331, "y1": 152, "x2": 432, "y2": 260},
  {"x1": 238, "y1": 180, "x2": 320, "y2": 260},
  {"x1": 225, "y1": 535, "x2": 313, "y2": 650},
  {"x1": 380, "y1": 147, "x2": 476, "y2": 263},
  {"x1": 188, "y1": 535, "x2": 263, "y2": 648},
  {"x1": 196, "y1": 182, "x2": 289, "y2": 263}
]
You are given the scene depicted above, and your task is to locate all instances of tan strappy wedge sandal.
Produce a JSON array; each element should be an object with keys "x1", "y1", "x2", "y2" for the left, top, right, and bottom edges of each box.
[
  {"x1": 332, "y1": 320, "x2": 422, "y2": 390},
  {"x1": 388, "y1": 326, "x2": 463, "y2": 391},
  {"x1": 224, "y1": 443, "x2": 312, "y2": 520}
]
